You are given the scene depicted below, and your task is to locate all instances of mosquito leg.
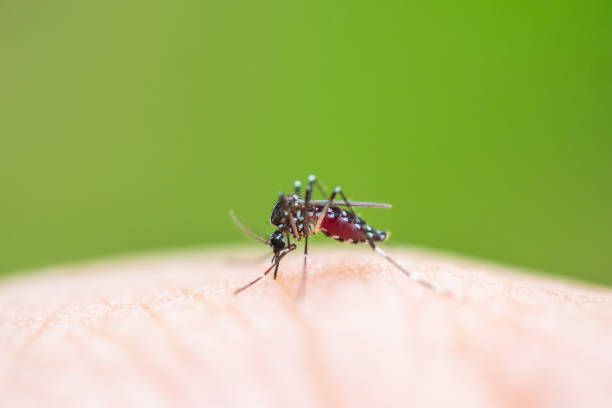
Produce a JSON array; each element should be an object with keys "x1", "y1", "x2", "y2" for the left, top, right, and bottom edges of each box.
[
  {"x1": 234, "y1": 262, "x2": 279, "y2": 295},
  {"x1": 312, "y1": 186, "x2": 342, "y2": 234},
  {"x1": 279, "y1": 193, "x2": 300, "y2": 240},
  {"x1": 375, "y1": 245, "x2": 444, "y2": 292},
  {"x1": 308, "y1": 174, "x2": 328, "y2": 197},
  {"x1": 274, "y1": 231, "x2": 292, "y2": 280},
  {"x1": 363, "y1": 226, "x2": 445, "y2": 294},
  {"x1": 304, "y1": 176, "x2": 313, "y2": 235},
  {"x1": 312, "y1": 185, "x2": 364, "y2": 237},
  {"x1": 296, "y1": 235, "x2": 309, "y2": 299},
  {"x1": 235, "y1": 245, "x2": 296, "y2": 295},
  {"x1": 296, "y1": 176, "x2": 315, "y2": 297},
  {"x1": 334, "y1": 188, "x2": 448, "y2": 296}
]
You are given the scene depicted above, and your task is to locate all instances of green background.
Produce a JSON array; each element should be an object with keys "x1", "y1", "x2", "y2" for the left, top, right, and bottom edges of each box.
[{"x1": 1, "y1": 1, "x2": 611, "y2": 284}]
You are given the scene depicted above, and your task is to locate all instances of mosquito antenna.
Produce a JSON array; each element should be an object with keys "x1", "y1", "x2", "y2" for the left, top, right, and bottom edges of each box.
[{"x1": 229, "y1": 210, "x2": 268, "y2": 245}]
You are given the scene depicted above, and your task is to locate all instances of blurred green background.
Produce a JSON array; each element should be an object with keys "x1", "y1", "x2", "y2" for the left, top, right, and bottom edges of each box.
[{"x1": 1, "y1": 1, "x2": 611, "y2": 284}]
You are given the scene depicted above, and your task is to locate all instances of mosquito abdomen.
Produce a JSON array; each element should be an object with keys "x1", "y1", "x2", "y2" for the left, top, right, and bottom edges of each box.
[{"x1": 313, "y1": 206, "x2": 388, "y2": 243}]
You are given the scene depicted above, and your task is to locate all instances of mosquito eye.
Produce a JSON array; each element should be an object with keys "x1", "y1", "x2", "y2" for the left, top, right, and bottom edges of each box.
[{"x1": 269, "y1": 231, "x2": 286, "y2": 250}]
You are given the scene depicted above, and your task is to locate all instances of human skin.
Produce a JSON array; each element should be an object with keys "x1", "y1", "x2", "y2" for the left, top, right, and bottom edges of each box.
[{"x1": 1, "y1": 247, "x2": 611, "y2": 407}]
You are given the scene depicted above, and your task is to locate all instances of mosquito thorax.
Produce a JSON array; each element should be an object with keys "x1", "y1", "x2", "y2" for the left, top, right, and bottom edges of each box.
[{"x1": 269, "y1": 194, "x2": 302, "y2": 229}]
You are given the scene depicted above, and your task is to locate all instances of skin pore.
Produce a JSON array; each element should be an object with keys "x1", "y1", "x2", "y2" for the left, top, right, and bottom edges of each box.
[{"x1": 1, "y1": 247, "x2": 611, "y2": 407}]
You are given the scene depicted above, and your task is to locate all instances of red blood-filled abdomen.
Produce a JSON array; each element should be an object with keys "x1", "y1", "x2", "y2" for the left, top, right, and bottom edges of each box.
[
  {"x1": 309, "y1": 206, "x2": 389, "y2": 243},
  {"x1": 319, "y1": 216, "x2": 367, "y2": 243}
]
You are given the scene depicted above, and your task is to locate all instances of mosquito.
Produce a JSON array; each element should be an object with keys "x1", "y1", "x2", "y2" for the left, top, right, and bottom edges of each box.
[{"x1": 230, "y1": 175, "x2": 440, "y2": 296}]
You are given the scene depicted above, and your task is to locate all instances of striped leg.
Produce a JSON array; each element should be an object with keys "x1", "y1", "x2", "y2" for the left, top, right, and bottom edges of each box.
[
  {"x1": 312, "y1": 185, "x2": 349, "y2": 234},
  {"x1": 234, "y1": 262, "x2": 278, "y2": 295},
  {"x1": 296, "y1": 175, "x2": 315, "y2": 298},
  {"x1": 234, "y1": 245, "x2": 296, "y2": 294},
  {"x1": 274, "y1": 231, "x2": 293, "y2": 280},
  {"x1": 325, "y1": 186, "x2": 446, "y2": 295}
]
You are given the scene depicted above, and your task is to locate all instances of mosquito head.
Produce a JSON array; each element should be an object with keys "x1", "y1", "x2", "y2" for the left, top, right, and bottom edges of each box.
[{"x1": 268, "y1": 229, "x2": 286, "y2": 252}]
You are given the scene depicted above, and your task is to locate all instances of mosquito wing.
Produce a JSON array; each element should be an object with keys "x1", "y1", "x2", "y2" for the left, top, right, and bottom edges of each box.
[{"x1": 309, "y1": 200, "x2": 392, "y2": 209}]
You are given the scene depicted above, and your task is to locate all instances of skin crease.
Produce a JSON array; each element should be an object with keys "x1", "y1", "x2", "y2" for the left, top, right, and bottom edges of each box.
[{"x1": 1, "y1": 247, "x2": 612, "y2": 408}]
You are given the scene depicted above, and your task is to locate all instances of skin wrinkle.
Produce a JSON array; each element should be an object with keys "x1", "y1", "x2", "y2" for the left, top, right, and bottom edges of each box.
[
  {"x1": 284, "y1": 299, "x2": 344, "y2": 408},
  {"x1": 223, "y1": 303, "x2": 284, "y2": 406},
  {"x1": 138, "y1": 304, "x2": 231, "y2": 407},
  {"x1": 140, "y1": 303, "x2": 202, "y2": 368},
  {"x1": 479, "y1": 322, "x2": 564, "y2": 407},
  {"x1": 1, "y1": 248, "x2": 612, "y2": 407},
  {"x1": 232, "y1": 290, "x2": 309, "y2": 407},
  {"x1": 467, "y1": 316, "x2": 533, "y2": 406},
  {"x1": 10, "y1": 303, "x2": 65, "y2": 359},
  {"x1": 69, "y1": 328, "x2": 146, "y2": 408},
  {"x1": 446, "y1": 323, "x2": 492, "y2": 405},
  {"x1": 4, "y1": 290, "x2": 189, "y2": 330},
  {"x1": 85, "y1": 322, "x2": 186, "y2": 406},
  {"x1": 2, "y1": 303, "x2": 73, "y2": 405},
  {"x1": 172, "y1": 294, "x2": 241, "y2": 407},
  {"x1": 6, "y1": 368, "x2": 69, "y2": 408}
]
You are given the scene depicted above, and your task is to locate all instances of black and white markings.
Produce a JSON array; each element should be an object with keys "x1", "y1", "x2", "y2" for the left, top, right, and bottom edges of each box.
[{"x1": 231, "y1": 174, "x2": 446, "y2": 297}]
